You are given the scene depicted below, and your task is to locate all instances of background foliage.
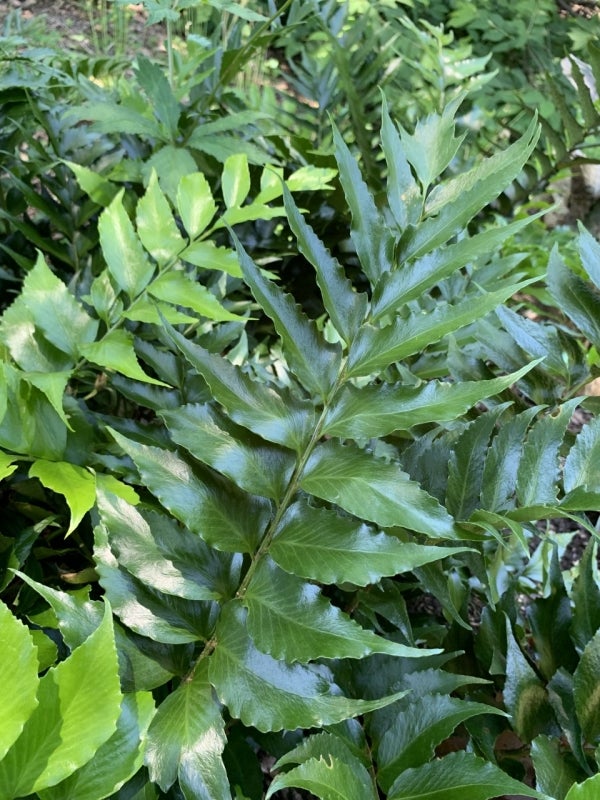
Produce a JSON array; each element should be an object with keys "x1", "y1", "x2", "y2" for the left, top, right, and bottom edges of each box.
[{"x1": 3, "y1": 0, "x2": 600, "y2": 798}]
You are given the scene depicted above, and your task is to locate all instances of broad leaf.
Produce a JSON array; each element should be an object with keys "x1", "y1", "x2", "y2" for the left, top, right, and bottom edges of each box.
[
  {"x1": 547, "y1": 247, "x2": 600, "y2": 348},
  {"x1": 209, "y1": 602, "x2": 407, "y2": 732},
  {"x1": 25, "y1": 371, "x2": 74, "y2": 430},
  {"x1": 222, "y1": 153, "x2": 251, "y2": 208},
  {"x1": 387, "y1": 751, "x2": 548, "y2": 799},
  {"x1": 29, "y1": 460, "x2": 96, "y2": 535},
  {"x1": 161, "y1": 403, "x2": 294, "y2": 500},
  {"x1": 37, "y1": 693, "x2": 155, "y2": 800},
  {"x1": 300, "y1": 440, "x2": 459, "y2": 539},
  {"x1": 81, "y1": 330, "x2": 170, "y2": 387},
  {"x1": 234, "y1": 233, "x2": 342, "y2": 397},
  {"x1": 271, "y1": 499, "x2": 471, "y2": 585},
  {"x1": 99, "y1": 191, "x2": 155, "y2": 298},
  {"x1": 177, "y1": 172, "x2": 217, "y2": 238},
  {"x1": 108, "y1": 430, "x2": 270, "y2": 552},
  {"x1": 531, "y1": 735, "x2": 584, "y2": 800},
  {"x1": 381, "y1": 93, "x2": 420, "y2": 229},
  {"x1": 148, "y1": 272, "x2": 244, "y2": 321},
  {"x1": 516, "y1": 399, "x2": 580, "y2": 506},
  {"x1": 573, "y1": 627, "x2": 600, "y2": 742},
  {"x1": 136, "y1": 56, "x2": 180, "y2": 139},
  {"x1": 244, "y1": 558, "x2": 441, "y2": 662},
  {"x1": 377, "y1": 695, "x2": 507, "y2": 792},
  {"x1": 0, "y1": 601, "x2": 39, "y2": 761},
  {"x1": 565, "y1": 774, "x2": 600, "y2": 799},
  {"x1": 571, "y1": 540, "x2": 600, "y2": 651},
  {"x1": 145, "y1": 661, "x2": 230, "y2": 797},
  {"x1": 347, "y1": 281, "x2": 534, "y2": 378},
  {"x1": 180, "y1": 240, "x2": 241, "y2": 277},
  {"x1": 324, "y1": 367, "x2": 533, "y2": 439},
  {"x1": 577, "y1": 222, "x2": 600, "y2": 289},
  {"x1": 504, "y1": 618, "x2": 551, "y2": 742},
  {"x1": 0, "y1": 604, "x2": 121, "y2": 797},
  {"x1": 563, "y1": 416, "x2": 600, "y2": 493},
  {"x1": 266, "y1": 755, "x2": 376, "y2": 800},
  {"x1": 283, "y1": 184, "x2": 368, "y2": 344},
  {"x1": 136, "y1": 171, "x2": 186, "y2": 264},
  {"x1": 164, "y1": 323, "x2": 318, "y2": 452}
]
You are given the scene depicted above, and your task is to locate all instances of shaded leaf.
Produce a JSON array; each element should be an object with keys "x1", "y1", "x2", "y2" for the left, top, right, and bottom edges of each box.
[
  {"x1": 574, "y1": 627, "x2": 600, "y2": 742},
  {"x1": 564, "y1": 416, "x2": 600, "y2": 493},
  {"x1": 547, "y1": 247, "x2": 600, "y2": 348},
  {"x1": 531, "y1": 735, "x2": 585, "y2": 800}
]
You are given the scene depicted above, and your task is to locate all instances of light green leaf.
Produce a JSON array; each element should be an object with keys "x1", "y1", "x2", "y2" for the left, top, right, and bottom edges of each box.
[
  {"x1": 574, "y1": 627, "x2": 600, "y2": 742},
  {"x1": 347, "y1": 281, "x2": 534, "y2": 378},
  {"x1": 0, "y1": 294, "x2": 72, "y2": 373},
  {"x1": 29, "y1": 460, "x2": 96, "y2": 535},
  {"x1": 565, "y1": 774, "x2": 600, "y2": 799},
  {"x1": 108, "y1": 429, "x2": 270, "y2": 552},
  {"x1": 547, "y1": 246, "x2": 600, "y2": 348},
  {"x1": 99, "y1": 191, "x2": 155, "y2": 298},
  {"x1": 145, "y1": 661, "x2": 230, "y2": 797},
  {"x1": 283, "y1": 184, "x2": 368, "y2": 344},
  {"x1": 0, "y1": 451, "x2": 18, "y2": 482},
  {"x1": 24, "y1": 371, "x2": 74, "y2": 430},
  {"x1": 286, "y1": 165, "x2": 338, "y2": 193},
  {"x1": 266, "y1": 755, "x2": 375, "y2": 800},
  {"x1": 96, "y1": 489, "x2": 228, "y2": 601},
  {"x1": 163, "y1": 325, "x2": 317, "y2": 451},
  {"x1": 504, "y1": 617, "x2": 551, "y2": 742},
  {"x1": 387, "y1": 751, "x2": 549, "y2": 799},
  {"x1": 323, "y1": 367, "x2": 534, "y2": 439},
  {"x1": 0, "y1": 601, "x2": 39, "y2": 761},
  {"x1": 244, "y1": 558, "x2": 441, "y2": 663},
  {"x1": 161, "y1": 403, "x2": 294, "y2": 500},
  {"x1": 80, "y1": 329, "x2": 170, "y2": 387},
  {"x1": 222, "y1": 153, "x2": 251, "y2": 209},
  {"x1": 136, "y1": 171, "x2": 186, "y2": 264},
  {"x1": 122, "y1": 296, "x2": 196, "y2": 325},
  {"x1": 146, "y1": 145, "x2": 198, "y2": 203},
  {"x1": 148, "y1": 271, "x2": 244, "y2": 321},
  {"x1": 271, "y1": 499, "x2": 471, "y2": 585},
  {"x1": 564, "y1": 416, "x2": 600, "y2": 493},
  {"x1": 209, "y1": 602, "x2": 408, "y2": 733},
  {"x1": 177, "y1": 172, "x2": 217, "y2": 239},
  {"x1": 300, "y1": 440, "x2": 459, "y2": 539},
  {"x1": 377, "y1": 695, "x2": 507, "y2": 792},
  {"x1": 516, "y1": 399, "x2": 580, "y2": 507},
  {"x1": 37, "y1": 692, "x2": 155, "y2": 800},
  {"x1": 332, "y1": 123, "x2": 393, "y2": 284},
  {"x1": 64, "y1": 161, "x2": 119, "y2": 207},
  {"x1": 234, "y1": 233, "x2": 342, "y2": 397},
  {"x1": 180, "y1": 240, "x2": 241, "y2": 277},
  {"x1": 0, "y1": 604, "x2": 121, "y2": 798},
  {"x1": 20, "y1": 252, "x2": 98, "y2": 359},
  {"x1": 401, "y1": 117, "x2": 539, "y2": 260}
]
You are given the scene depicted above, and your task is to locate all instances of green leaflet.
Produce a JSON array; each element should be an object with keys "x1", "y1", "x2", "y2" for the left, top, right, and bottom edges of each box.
[
  {"x1": 108, "y1": 430, "x2": 270, "y2": 552},
  {"x1": 234, "y1": 232, "x2": 342, "y2": 398},
  {"x1": 80, "y1": 329, "x2": 170, "y2": 387},
  {"x1": 531, "y1": 735, "x2": 584, "y2": 800},
  {"x1": 180, "y1": 240, "x2": 241, "y2": 277},
  {"x1": 400, "y1": 116, "x2": 539, "y2": 261},
  {"x1": 0, "y1": 600, "x2": 39, "y2": 761},
  {"x1": 323, "y1": 365, "x2": 536, "y2": 439},
  {"x1": 148, "y1": 271, "x2": 244, "y2": 321},
  {"x1": 145, "y1": 661, "x2": 230, "y2": 798},
  {"x1": 267, "y1": 755, "x2": 376, "y2": 800},
  {"x1": 99, "y1": 191, "x2": 155, "y2": 299},
  {"x1": 0, "y1": 604, "x2": 121, "y2": 799},
  {"x1": 243, "y1": 557, "x2": 441, "y2": 662},
  {"x1": 161, "y1": 403, "x2": 295, "y2": 501},
  {"x1": 0, "y1": 294, "x2": 73, "y2": 373},
  {"x1": 136, "y1": 171, "x2": 186, "y2": 265},
  {"x1": 19, "y1": 252, "x2": 99, "y2": 360},
  {"x1": 332, "y1": 123, "x2": 393, "y2": 284},
  {"x1": 516, "y1": 398, "x2": 580, "y2": 507},
  {"x1": 177, "y1": 172, "x2": 217, "y2": 238},
  {"x1": 163, "y1": 322, "x2": 318, "y2": 452},
  {"x1": 381, "y1": 93, "x2": 420, "y2": 229},
  {"x1": 571, "y1": 540, "x2": 600, "y2": 651},
  {"x1": 577, "y1": 221, "x2": 600, "y2": 289},
  {"x1": 386, "y1": 751, "x2": 549, "y2": 800},
  {"x1": 25, "y1": 371, "x2": 74, "y2": 430},
  {"x1": 573, "y1": 628, "x2": 600, "y2": 742},
  {"x1": 563, "y1": 416, "x2": 600, "y2": 494},
  {"x1": 346, "y1": 280, "x2": 535, "y2": 378},
  {"x1": 547, "y1": 247, "x2": 600, "y2": 349},
  {"x1": 271, "y1": 499, "x2": 472, "y2": 585},
  {"x1": 37, "y1": 693, "x2": 155, "y2": 800},
  {"x1": 300, "y1": 440, "x2": 460, "y2": 539},
  {"x1": 29, "y1": 460, "x2": 96, "y2": 535},
  {"x1": 370, "y1": 214, "x2": 543, "y2": 322},
  {"x1": 283, "y1": 184, "x2": 368, "y2": 344},
  {"x1": 209, "y1": 602, "x2": 408, "y2": 733},
  {"x1": 377, "y1": 695, "x2": 507, "y2": 792},
  {"x1": 96, "y1": 488, "x2": 240, "y2": 602},
  {"x1": 496, "y1": 305, "x2": 570, "y2": 378},
  {"x1": 565, "y1": 774, "x2": 600, "y2": 799},
  {"x1": 222, "y1": 153, "x2": 251, "y2": 208},
  {"x1": 135, "y1": 56, "x2": 180, "y2": 139}
]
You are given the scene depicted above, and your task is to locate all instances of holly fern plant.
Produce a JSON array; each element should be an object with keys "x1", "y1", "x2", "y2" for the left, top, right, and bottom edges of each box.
[{"x1": 2, "y1": 97, "x2": 600, "y2": 800}]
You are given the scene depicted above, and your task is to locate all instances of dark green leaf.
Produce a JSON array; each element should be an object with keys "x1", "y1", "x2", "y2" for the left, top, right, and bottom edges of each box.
[
  {"x1": 547, "y1": 247, "x2": 600, "y2": 348},
  {"x1": 531, "y1": 735, "x2": 585, "y2": 800},
  {"x1": 209, "y1": 602, "x2": 407, "y2": 732},
  {"x1": 271, "y1": 499, "x2": 471, "y2": 585},
  {"x1": 564, "y1": 416, "x2": 600, "y2": 494},
  {"x1": 300, "y1": 440, "x2": 460, "y2": 539},
  {"x1": 571, "y1": 539, "x2": 600, "y2": 651},
  {"x1": 136, "y1": 56, "x2": 180, "y2": 139},
  {"x1": 574, "y1": 627, "x2": 600, "y2": 742},
  {"x1": 381, "y1": 93, "x2": 420, "y2": 229},
  {"x1": 577, "y1": 222, "x2": 600, "y2": 290},
  {"x1": 266, "y1": 755, "x2": 376, "y2": 800}
]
